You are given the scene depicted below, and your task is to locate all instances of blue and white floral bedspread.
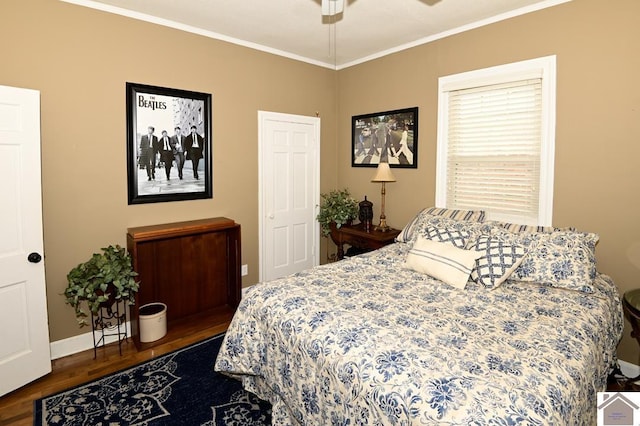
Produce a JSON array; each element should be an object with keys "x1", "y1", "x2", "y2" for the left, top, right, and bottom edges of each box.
[{"x1": 214, "y1": 243, "x2": 623, "y2": 425}]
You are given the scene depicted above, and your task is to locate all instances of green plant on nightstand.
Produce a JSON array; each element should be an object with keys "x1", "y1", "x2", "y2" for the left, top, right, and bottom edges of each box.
[
  {"x1": 316, "y1": 188, "x2": 359, "y2": 237},
  {"x1": 63, "y1": 245, "x2": 139, "y2": 327}
]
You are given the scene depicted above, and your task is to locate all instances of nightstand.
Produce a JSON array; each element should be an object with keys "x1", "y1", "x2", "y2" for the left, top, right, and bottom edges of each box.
[
  {"x1": 610, "y1": 289, "x2": 640, "y2": 390},
  {"x1": 333, "y1": 223, "x2": 400, "y2": 260}
]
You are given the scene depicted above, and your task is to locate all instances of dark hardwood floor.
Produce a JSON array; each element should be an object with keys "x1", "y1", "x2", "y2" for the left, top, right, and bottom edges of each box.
[{"x1": 0, "y1": 317, "x2": 230, "y2": 426}]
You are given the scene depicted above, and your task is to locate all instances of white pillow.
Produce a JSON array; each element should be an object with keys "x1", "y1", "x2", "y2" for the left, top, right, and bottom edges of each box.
[{"x1": 404, "y1": 237, "x2": 481, "y2": 289}]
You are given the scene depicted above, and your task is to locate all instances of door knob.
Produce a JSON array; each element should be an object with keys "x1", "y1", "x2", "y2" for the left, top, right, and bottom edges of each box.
[
  {"x1": 268, "y1": 214, "x2": 275, "y2": 219},
  {"x1": 27, "y1": 252, "x2": 42, "y2": 263}
]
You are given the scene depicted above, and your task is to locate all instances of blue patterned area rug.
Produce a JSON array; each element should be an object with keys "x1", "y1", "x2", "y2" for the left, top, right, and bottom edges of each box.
[{"x1": 33, "y1": 334, "x2": 271, "y2": 425}]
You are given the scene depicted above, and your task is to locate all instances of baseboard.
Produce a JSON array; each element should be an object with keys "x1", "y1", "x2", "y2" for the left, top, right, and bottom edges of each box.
[
  {"x1": 50, "y1": 288, "x2": 258, "y2": 360},
  {"x1": 50, "y1": 321, "x2": 131, "y2": 360}
]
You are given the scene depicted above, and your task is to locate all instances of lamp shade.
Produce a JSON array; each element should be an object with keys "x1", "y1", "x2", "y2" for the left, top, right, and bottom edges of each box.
[{"x1": 371, "y1": 162, "x2": 396, "y2": 182}]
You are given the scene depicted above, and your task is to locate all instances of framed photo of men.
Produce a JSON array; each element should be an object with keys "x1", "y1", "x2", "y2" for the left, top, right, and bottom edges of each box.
[
  {"x1": 351, "y1": 107, "x2": 418, "y2": 168},
  {"x1": 126, "y1": 82, "x2": 213, "y2": 204}
]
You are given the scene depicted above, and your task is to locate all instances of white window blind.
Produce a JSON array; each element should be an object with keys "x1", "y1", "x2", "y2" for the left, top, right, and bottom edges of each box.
[
  {"x1": 447, "y1": 79, "x2": 542, "y2": 221},
  {"x1": 436, "y1": 56, "x2": 556, "y2": 226}
]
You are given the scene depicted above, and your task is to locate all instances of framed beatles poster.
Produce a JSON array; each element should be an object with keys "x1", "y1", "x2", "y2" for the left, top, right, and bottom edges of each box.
[
  {"x1": 126, "y1": 82, "x2": 213, "y2": 204},
  {"x1": 351, "y1": 107, "x2": 418, "y2": 168}
]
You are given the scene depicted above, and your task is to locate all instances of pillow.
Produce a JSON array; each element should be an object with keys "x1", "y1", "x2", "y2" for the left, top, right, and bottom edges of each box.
[
  {"x1": 404, "y1": 237, "x2": 481, "y2": 289},
  {"x1": 469, "y1": 234, "x2": 529, "y2": 290},
  {"x1": 412, "y1": 217, "x2": 483, "y2": 247},
  {"x1": 484, "y1": 220, "x2": 576, "y2": 234},
  {"x1": 422, "y1": 207, "x2": 486, "y2": 222},
  {"x1": 419, "y1": 225, "x2": 473, "y2": 248},
  {"x1": 396, "y1": 207, "x2": 486, "y2": 243},
  {"x1": 509, "y1": 231, "x2": 599, "y2": 293}
]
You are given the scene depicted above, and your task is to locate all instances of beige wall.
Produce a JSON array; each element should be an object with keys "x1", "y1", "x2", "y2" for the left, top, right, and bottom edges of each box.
[
  {"x1": 337, "y1": 0, "x2": 640, "y2": 363},
  {"x1": 2, "y1": 0, "x2": 338, "y2": 342},
  {"x1": 3, "y1": 0, "x2": 640, "y2": 364}
]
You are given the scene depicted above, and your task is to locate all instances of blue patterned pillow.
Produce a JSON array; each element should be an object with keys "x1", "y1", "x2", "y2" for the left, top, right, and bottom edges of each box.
[
  {"x1": 400, "y1": 217, "x2": 484, "y2": 248},
  {"x1": 469, "y1": 235, "x2": 528, "y2": 290},
  {"x1": 421, "y1": 226, "x2": 471, "y2": 248},
  {"x1": 396, "y1": 207, "x2": 485, "y2": 243},
  {"x1": 508, "y1": 231, "x2": 599, "y2": 293},
  {"x1": 483, "y1": 220, "x2": 576, "y2": 234}
]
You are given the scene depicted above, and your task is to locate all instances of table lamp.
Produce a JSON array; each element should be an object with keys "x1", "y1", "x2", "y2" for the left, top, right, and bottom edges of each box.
[{"x1": 371, "y1": 162, "x2": 396, "y2": 232}]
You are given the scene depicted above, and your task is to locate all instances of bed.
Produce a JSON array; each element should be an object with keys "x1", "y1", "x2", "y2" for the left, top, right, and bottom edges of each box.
[{"x1": 214, "y1": 208, "x2": 624, "y2": 425}]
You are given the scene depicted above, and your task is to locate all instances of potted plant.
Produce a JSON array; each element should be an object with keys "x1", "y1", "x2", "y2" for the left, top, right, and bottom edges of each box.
[
  {"x1": 316, "y1": 188, "x2": 359, "y2": 239},
  {"x1": 64, "y1": 245, "x2": 140, "y2": 327}
]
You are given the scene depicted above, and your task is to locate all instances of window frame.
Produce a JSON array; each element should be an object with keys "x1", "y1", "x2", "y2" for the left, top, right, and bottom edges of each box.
[{"x1": 435, "y1": 55, "x2": 556, "y2": 226}]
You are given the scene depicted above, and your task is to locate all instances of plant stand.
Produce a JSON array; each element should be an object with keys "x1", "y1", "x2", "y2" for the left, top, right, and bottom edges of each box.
[{"x1": 91, "y1": 299, "x2": 128, "y2": 359}]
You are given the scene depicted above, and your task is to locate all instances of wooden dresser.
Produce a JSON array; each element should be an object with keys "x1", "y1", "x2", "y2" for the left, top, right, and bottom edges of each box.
[{"x1": 127, "y1": 217, "x2": 241, "y2": 349}]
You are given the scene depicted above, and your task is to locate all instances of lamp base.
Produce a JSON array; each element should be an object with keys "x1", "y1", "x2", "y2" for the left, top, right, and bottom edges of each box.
[{"x1": 375, "y1": 218, "x2": 390, "y2": 232}]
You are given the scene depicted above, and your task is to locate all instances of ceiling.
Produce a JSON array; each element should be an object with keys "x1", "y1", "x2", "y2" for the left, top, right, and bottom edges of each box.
[{"x1": 62, "y1": 0, "x2": 570, "y2": 69}]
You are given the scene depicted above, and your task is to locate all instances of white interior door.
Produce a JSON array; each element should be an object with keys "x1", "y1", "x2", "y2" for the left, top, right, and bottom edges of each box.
[
  {"x1": 0, "y1": 85, "x2": 51, "y2": 396},
  {"x1": 259, "y1": 111, "x2": 320, "y2": 282}
]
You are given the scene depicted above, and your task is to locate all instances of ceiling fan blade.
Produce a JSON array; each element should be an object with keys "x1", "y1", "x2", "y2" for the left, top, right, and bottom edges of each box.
[{"x1": 321, "y1": 0, "x2": 344, "y2": 16}]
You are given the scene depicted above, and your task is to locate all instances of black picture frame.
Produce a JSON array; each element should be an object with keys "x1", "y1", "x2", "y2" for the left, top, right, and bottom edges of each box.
[
  {"x1": 126, "y1": 82, "x2": 212, "y2": 204},
  {"x1": 351, "y1": 107, "x2": 418, "y2": 168}
]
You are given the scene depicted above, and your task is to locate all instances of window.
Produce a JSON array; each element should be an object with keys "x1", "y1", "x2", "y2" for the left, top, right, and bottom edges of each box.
[{"x1": 435, "y1": 56, "x2": 556, "y2": 226}]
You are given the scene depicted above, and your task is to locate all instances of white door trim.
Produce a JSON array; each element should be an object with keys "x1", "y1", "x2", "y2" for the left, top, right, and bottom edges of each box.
[{"x1": 258, "y1": 111, "x2": 320, "y2": 283}]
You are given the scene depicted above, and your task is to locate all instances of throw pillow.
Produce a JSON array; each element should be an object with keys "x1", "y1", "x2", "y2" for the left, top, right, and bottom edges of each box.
[
  {"x1": 404, "y1": 237, "x2": 481, "y2": 289},
  {"x1": 469, "y1": 234, "x2": 529, "y2": 290}
]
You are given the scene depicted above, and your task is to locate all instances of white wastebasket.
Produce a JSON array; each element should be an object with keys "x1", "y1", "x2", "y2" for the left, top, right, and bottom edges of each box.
[{"x1": 139, "y1": 302, "x2": 167, "y2": 343}]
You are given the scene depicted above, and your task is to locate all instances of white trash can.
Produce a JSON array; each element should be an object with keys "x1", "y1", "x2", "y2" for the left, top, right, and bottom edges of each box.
[{"x1": 139, "y1": 302, "x2": 167, "y2": 343}]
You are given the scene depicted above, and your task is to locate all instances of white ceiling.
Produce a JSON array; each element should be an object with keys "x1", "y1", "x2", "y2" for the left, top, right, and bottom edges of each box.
[{"x1": 62, "y1": 0, "x2": 570, "y2": 69}]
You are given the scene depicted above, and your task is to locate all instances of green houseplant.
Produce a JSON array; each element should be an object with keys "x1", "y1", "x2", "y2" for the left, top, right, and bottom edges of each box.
[
  {"x1": 64, "y1": 245, "x2": 140, "y2": 327},
  {"x1": 316, "y1": 188, "x2": 359, "y2": 237}
]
